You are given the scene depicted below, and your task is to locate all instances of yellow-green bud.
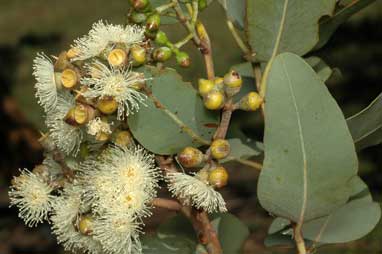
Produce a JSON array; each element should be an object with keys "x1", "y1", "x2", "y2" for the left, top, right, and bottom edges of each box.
[
  {"x1": 130, "y1": 11, "x2": 147, "y2": 24},
  {"x1": 176, "y1": 51, "x2": 191, "y2": 68},
  {"x1": 204, "y1": 90, "x2": 225, "y2": 110},
  {"x1": 77, "y1": 215, "x2": 94, "y2": 236},
  {"x1": 97, "y1": 96, "x2": 118, "y2": 114},
  {"x1": 153, "y1": 47, "x2": 172, "y2": 62},
  {"x1": 208, "y1": 167, "x2": 229, "y2": 189},
  {"x1": 178, "y1": 147, "x2": 204, "y2": 168},
  {"x1": 224, "y1": 70, "x2": 243, "y2": 88},
  {"x1": 239, "y1": 92, "x2": 263, "y2": 111},
  {"x1": 210, "y1": 139, "x2": 230, "y2": 160},
  {"x1": 198, "y1": 79, "x2": 215, "y2": 96},
  {"x1": 129, "y1": 0, "x2": 149, "y2": 10},
  {"x1": 146, "y1": 13, "x2": 161, "y2": 32},
  {"x1": 114, "y1": 130, "x2": 134, "y2": 146},
  {"x1": 155, "y1": 30, "x2": 169, "y2": 45},
  {"x1": 131, "y1": 45, "x2": 146, "y2": 66},
  {"x1": 199, "y1": 0, "x2": 208, "y2": 10}
]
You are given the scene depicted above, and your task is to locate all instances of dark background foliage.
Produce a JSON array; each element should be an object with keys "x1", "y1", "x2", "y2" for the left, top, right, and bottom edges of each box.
[{"x1": 0, "y1": 1, "x2": 381, "y2": 253}]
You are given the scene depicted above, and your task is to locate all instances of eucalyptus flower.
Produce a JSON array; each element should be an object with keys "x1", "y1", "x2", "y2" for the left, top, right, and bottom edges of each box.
[
  {"x1": 33, "y1": 53, "x2": 58, "y2": 113},
  {"x1": 166, "y1": 172, "x2": 227, "y2": 213},
  {"x1": 87, "y1": 117, "x2": 112, "y2": 137},
  {"x1": 82, "y1": 61, "x2": 147, "y2": 119},
  {"x1": 9, "y1": 169, "x2": 55, "y2": 227},
  {"x1": 72, "y1": 20, "x2": 145, "y2": 61},
  {"x1": 46, "y1": 93, "x2": 83, "y2": 155},
  {"x1": 51, "y1": 184, "x2": 103, "y2": 254}
]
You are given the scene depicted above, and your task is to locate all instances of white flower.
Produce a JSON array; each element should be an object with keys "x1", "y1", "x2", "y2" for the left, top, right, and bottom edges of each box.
[
  {"x1": 79, "y1": 145, "x2": 160, "y2": 217},
  {"x1": 51, "y1": 184, "x2": 103, "y2": 254},
  {"x1": 46, "y1": 93, "x2": 83, "y2": 155},
  {"x1": 42, "y1": 156, "x2": 64, "y2": 181},
  {"x1": 166, "y1": 172, "x2": 227, "y2": 213},
  {"x1": 87, "y1": 117, "x2": 112, "y2": 136},
  {"x1": 72, "y1": 20, "x2": 145, "y2": 61},
  {"x1": 8, "y1": 169, "x2": 55, "y2": 227},
  {"x1": 82, "y1": 61, "x2": 147, "y2": 119},
  {"x1": 33, "y1": 53, "x2": 58, "y2": 113},
  {"x1": 93, "y1": 212, "x2": 142, "y2": 254}
]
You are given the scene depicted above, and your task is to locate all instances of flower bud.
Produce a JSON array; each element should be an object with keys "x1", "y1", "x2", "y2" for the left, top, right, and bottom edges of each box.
[
  {"x1": 239, "y1": 92, "x2": 263, "y2": 111},
  {"x1": 178, "y1": 147, "x2": 204, "y2": 168},
  {"x1": 176, "y1": 51, "x2": 191, "y2": 68},
  {"x1": 208, "y1": 166, "x2": 229, "y2": 189},
  {"x1": 210, "y1": 139, "x2": 230, "y2": 160},
  {"x1": 130, "y1": 11, "x2": 147, "y2": 24},
  {"x1": 96, "y1": 132, "x2": 110, "y2": 142},
  {"x1": 214, "y1": 77, "x2": 224, "y2": 85},
  {"x1": 129, "y1": 0, "x2": 149, "y2": 10},
  {"x1": 97, "y1": 96, "x2": 118, "y2": 114},
  {"x1": 107, "y1": 48, "x2": 128, "y2": 67},
  {"x1": 131, "y1": 45, "x2": 146, "y2": 66},
  {"x1": 198, "y1": 79, "x2": 215, "y2": 96},
  {"x1": 60, "y1": 68, "x2": 79, "y2": 89},
  {"x1": 204, "y1": 90, "x2": 225, "y2": 110},
  {"x1": 224, "y1": 70, "x2": 242, "y2": 97},
  {"x1": 77, "y1": 215, "x2": 94, "y2": 236},
  {"x1": 146, "y1": 13, "x2": 161, "y2": 32},
  {"x1": 155, "y1": 30, "x2": 169, "y2": 45},
  {"x1": 199, "y1": 0, "x2": 208, "y2": 10},
  {"x1": 114, "y1": 130, "x2": 134, "y2": 146},
  {"x1": 153, "y1": 47, "x2": 172, "y2": 62}
]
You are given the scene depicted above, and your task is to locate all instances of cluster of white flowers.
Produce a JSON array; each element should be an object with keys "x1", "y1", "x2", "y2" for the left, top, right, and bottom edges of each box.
[{"x1": 10, "y1": 17, "x2": 229, "y2": 254}]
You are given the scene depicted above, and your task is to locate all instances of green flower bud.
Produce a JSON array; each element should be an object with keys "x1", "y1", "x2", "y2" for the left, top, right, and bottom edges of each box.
[
  {"x1": 77, "y1": 215, "x2": 94, "y2": 236},
  {"x1": 129, "y1": 0, "x2": 149, "y2": 10},
  {"x1": 155, "y1": 30, "x2": 169, "y2": 45},
  {"x1": 153, "y1": 47, "x2": 172, "y2": 62},
  {"x1": 130, "y1": 11, "x2": 147, "y2": 24},
  {"x1": 131, "y1": 45, "x2": 146, "y2": 66},
  {"x1": 224, "y1": 70, "x2": 243, "y2": 88},
  {"x1": 199, "y1": 0, "x2": 208, "y2": 10},
  {"x1": 176, "y1": 51, "x2": 191, "y2": 68},
  {"x1": 204, "y1": 90, "x2": 225, "y2": 110},
  {"x1": 146, "y1": 13, "x2": 161, "y2": 32}
]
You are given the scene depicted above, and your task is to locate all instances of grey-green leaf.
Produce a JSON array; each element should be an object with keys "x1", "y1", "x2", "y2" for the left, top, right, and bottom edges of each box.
[
  {"x1": 316, "y1": 0, "x2": 376, "y2": 49},
  {"x1": 258, "y1": 52, "x2": 358, "y2": 224},
  {"x1": 246, "y1": 0, "x2": 336, "y2": 62},
  {"x1": 304, "y1": 57, "x2": 333, "y2": 82},
  {"x1": 127, "y1": 67, "x2": 219, "y2": 155},
  {"x1": 142, "y1": 235, "x2": 197, "y2": 254},
  {"x1": 347, "y1": 92, "x2": 382, "y2": 150},
  {"x1": 218, "y1": 0, "x2": 246, "y2": 29}
]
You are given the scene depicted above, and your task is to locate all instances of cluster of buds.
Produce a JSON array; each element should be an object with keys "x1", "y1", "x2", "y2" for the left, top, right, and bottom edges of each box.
[
  {"x1": 198, "y1": 70, "x2": 263, "y2": 112},
  {"x1": 127, "y1": 0, "x2": 191, "y2": 68}
]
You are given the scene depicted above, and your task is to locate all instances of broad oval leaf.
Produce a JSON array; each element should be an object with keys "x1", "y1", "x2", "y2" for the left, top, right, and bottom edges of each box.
[
  {"x1": 127, "y1": 67, "x2": 219, "y2": 155},
  {"x1": 246, "y1": 0, "x2": 336, "y2": 62},
  {"x1": 218, "y1": 0, "x2": 246, "y2": 29},
  {"x1": 316, "y1": 0, "x2": 377, "y2": 49},
  {"x1": 347, "y1": 92, "x2": 382, "y2": 150},
  {"x1": 221, "y1": 138, "x2": 262, "y2": 163},
  {"x1": 258, "y1": 53, "x2": 358, "y2": 224}
]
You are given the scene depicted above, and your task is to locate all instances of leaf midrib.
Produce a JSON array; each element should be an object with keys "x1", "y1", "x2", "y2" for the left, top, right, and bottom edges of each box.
[{"x1": 280, "y1": 56, "x2": 308, "y2": 226}]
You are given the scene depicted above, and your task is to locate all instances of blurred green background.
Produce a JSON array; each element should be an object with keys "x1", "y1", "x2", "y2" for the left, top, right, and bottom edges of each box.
[{"x1": 0, "y1": 1, "x2": 381, "y2": 253}]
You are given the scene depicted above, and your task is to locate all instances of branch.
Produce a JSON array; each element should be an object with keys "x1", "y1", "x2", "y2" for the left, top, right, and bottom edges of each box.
[
  {"x1": 152, "y1": 198, "x2": 182, "y2": 211},
  {"x1": 293, "y1": 223, "x2": 307, "y2": 254},
  {"x1": 213, "y1": 99, "x2": 235, "y2": 140}
]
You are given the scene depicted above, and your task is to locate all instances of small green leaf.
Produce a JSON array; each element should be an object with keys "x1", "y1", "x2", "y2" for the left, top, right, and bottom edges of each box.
[
  {"x1": 246, "y1": 0, "x2": 336, "y2": 62},
  {"x1": 258, "y1": 53, "x2": 358, "y2": 224},
  {"x1": 142, "y1": 235, "x2": 197, "y2": 254},
  {"x1": 127, "y1": 66, "x2": 219, "y2": 155},
  {"x1": 316, "y1": 0, "x2": 377, "y2": 49},
  {"x1": 210, "y1": 213, "x2": 250, "y2": 253},
  {"x1": 218, "y1": 0, "x2": 246, "y2": 28},
  {"x1": 347, "y1": 92, "x2": 382, "y2": 150}
]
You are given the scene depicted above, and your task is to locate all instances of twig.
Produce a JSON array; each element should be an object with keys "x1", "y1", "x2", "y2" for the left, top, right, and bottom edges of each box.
[
  {"x1": 233, "y1": 158, "x2": 262, "y2": 171},
  {"x1": 226, "y1": 20, "x2": 250, "y2": 54},
  {"x1": 152, "y1": 198, "x2": 182, "y2": 211},
  {"x1": 293, "y1": 223, "x2": 307, "y2": 254},
  {"x1": 213, "y1": 99, "x2": 235, "y2": 140}
]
